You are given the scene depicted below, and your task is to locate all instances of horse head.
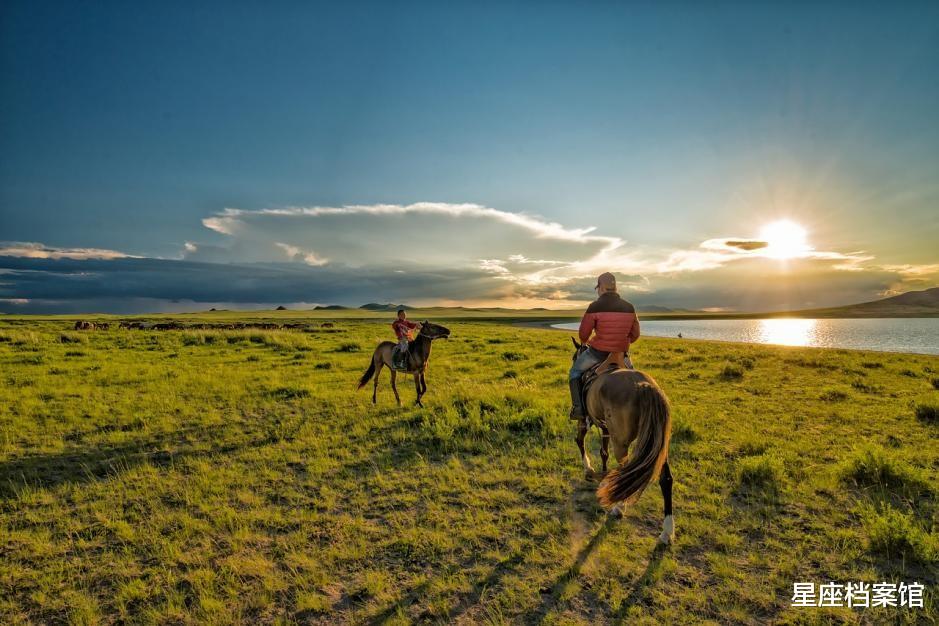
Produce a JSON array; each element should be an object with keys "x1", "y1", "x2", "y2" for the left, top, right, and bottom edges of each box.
[{"x1": 420, "y1": 321, "x2": 451, "y2": 340}]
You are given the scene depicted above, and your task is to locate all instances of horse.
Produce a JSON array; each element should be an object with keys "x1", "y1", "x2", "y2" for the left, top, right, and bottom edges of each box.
[
  {"x1": 357, "y1": 321, "x2": 451, "y2": 407},
  {"x1": 571, "y1": 338, "x2": 675, "y2": 544}
]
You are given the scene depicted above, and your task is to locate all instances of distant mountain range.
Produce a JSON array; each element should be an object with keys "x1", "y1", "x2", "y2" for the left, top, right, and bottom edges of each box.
[
  {"x1": 307, "y1": 302, "x2": 690, "y2": 314},
  {"x1": 358, "y1": 303, "x2": 412, "y2": 311},
  {"x1": 297, "y1": 288, "x2": 939, "y2": 318}
]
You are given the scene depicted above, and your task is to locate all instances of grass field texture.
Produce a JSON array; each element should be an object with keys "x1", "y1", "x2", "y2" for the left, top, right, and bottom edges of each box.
[{"x1": 1, "y1": 318, "x2": 937, "y2": 624}]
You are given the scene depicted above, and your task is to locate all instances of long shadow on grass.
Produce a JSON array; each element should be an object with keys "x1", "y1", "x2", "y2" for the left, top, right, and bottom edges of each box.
[
  {"x1": 363, "y1": 553, "x2": 527, "y2": 625},
  {"x1": 518, "y1": 477, "x2": 615, "y2": 624},
  {"x1": 611, "y1": 543, "x2": 669, "y2": 624},
  {"x1": 525, "y1": 515, "x2": 617, "y2": 623},
  {"x1": 0, "y1": 421, "x2": 298, "y2": 499}
]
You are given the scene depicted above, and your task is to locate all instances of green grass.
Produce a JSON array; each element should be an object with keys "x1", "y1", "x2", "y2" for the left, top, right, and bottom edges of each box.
[{"x1": 0, "y1": 319, "x2": 937, "y2": 624}]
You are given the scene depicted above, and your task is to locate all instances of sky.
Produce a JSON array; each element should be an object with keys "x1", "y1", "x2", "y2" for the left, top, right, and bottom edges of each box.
[{"x1": 1, "y1": 1, "x2": 937, "y2": 314}]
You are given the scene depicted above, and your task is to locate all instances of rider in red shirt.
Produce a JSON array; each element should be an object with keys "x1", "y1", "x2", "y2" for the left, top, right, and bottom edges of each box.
[{"x1": 392, "y1": 309, "x2": 420, "y2": 356}]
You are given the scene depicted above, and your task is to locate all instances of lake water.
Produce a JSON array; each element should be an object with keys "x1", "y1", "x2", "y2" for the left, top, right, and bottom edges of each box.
[{"x1": 551, "y1": 318, "x2": 939, "y2": 355}]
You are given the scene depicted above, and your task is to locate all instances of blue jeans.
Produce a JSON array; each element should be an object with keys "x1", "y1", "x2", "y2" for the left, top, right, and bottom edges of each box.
[{"x1": 569, "y1": 347, "x2": 609, "y2": 415}]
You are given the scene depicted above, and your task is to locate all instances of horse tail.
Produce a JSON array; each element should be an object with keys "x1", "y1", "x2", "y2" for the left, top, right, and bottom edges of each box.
[
  {"x1": 597, "y1": 381, "x2": 671, "y2": 508},
  {"x1": 357, "y1": 355, "x2": 377, "y2": 390}
]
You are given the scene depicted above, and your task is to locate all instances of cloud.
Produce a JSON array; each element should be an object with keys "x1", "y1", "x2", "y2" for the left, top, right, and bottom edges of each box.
[
  {"x1": 0, "y1": 241, "x2": 136, "y2": 260},
  {"x1": 718, "y1": 240, "x2": 769, "y2": 251},
  {"x1": 2, "y1": 202, "x2": 934, "y2": 313},
  {"x1": 203, "y1": 202, "x2": 620, "y2": 246},
  {"x1": 274, "y1": 242, "x2": 329, "y2": 266}
]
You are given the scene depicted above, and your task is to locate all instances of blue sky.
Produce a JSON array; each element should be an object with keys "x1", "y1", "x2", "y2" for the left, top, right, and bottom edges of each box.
[{"x1": 1, "y1": 1, "x2": 937, "y2": 313}]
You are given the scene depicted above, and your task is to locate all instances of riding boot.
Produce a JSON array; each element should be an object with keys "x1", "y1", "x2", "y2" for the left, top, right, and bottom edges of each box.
[{"x1": 569, "y1": 377, "x2": 585, "y2": 421}]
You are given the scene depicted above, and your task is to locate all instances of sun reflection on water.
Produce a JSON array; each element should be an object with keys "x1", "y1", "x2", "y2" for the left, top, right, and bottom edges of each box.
[{"x1": 757, "y1": 318, "x2": 817, "y2": 346}]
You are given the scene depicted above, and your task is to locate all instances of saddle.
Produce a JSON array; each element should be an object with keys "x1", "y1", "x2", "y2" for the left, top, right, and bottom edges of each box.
[{"x1": 581, "y1": 352, "x2": 629, "y2": 429}]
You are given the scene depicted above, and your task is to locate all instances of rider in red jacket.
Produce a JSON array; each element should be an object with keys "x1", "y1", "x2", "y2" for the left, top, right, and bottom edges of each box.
[{"x1": 569, "y1": 272, "x2": 640, "y2": 420}]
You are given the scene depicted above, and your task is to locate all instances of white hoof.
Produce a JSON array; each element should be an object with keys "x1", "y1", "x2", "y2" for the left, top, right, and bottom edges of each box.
[
  {"x1": 608, "y1": 505, "x2": 623, "y2": 519},
  {"x1": 657, "y1": 514, "x2": 674, "y2": 544}
]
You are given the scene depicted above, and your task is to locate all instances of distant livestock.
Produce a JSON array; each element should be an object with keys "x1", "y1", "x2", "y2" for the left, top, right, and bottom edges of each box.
[
  {"x1": 110, "y1": 321, "x2": 337, "y2": 332},
  {"x1": 74, "y1": 321, "x2": 111, "y2": 330}
]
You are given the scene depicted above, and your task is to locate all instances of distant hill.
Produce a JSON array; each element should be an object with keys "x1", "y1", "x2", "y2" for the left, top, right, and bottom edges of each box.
[
  {"x1": 359, "y1": 303, "x2": 411, "y2": 311},
  {"x1": 314, "y1": 305, "x2": 348, "y2": 310},
  {"x1": 875, "y1": 287, "x2": 939, "y2": 308},
  {"x1": 781, "y1": 287, "x2": 939, "y2": 318}
]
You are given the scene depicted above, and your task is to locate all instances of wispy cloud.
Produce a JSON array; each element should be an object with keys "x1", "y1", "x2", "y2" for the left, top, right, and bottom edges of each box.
[{"x1": 204, "y1": 202, "x2": 621, "y2": 247}]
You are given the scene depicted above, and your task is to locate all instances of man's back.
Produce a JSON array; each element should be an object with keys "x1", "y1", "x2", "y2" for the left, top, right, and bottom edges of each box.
[{"x1": 578, "y1": 292, "x2": 640, "y2": 353}]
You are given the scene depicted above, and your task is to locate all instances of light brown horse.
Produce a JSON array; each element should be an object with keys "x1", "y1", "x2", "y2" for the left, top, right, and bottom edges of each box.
[
  {"x1": 357, "y1": 321, "x2": 451, "y2": 407},
  {"x1": 572, "y1": 338, "x2": 674, "y2": 544}
]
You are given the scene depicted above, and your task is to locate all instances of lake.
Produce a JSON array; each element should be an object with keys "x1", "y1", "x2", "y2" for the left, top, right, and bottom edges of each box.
[{"x1": 551, "y1": 318, "x2": 939, "y2": 355}]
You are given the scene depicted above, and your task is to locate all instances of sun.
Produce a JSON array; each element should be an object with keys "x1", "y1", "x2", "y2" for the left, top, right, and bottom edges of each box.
[{"x1": 759, "y1": 220, "x2": 810, "y2": 260}]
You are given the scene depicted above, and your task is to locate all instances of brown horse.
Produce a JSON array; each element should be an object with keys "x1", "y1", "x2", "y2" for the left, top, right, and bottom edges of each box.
[
  {"x1": 571, "y1": 338, "x2": 674, "y2": 544},
  {"x1": 357, "y1": 321, "x2": 451, "y2": 407}
]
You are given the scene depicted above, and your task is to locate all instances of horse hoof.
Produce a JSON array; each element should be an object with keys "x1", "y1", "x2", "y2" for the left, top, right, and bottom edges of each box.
[
  {"x1": 657, "y1": 515, "x2": 674, "y2": 544},
  {"x1": 608, "y1": 506, "x2": 624, "y2": 519}
]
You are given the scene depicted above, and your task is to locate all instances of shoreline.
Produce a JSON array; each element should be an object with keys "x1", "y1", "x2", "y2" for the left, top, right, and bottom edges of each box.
[{"x1": 513, "y1": 318, "x2": 939, "y2": 357}]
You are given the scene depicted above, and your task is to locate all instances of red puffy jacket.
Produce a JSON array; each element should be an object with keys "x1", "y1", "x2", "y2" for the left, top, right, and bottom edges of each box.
[{"x1": 578, "y1": 292, "x2": 640, "y2": 353}]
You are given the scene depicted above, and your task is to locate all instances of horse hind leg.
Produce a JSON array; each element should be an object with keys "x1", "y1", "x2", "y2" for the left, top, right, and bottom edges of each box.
[
  {"x1": 600, "y1": 430, "x2": 610, "y2": 476},
  {"x1": 576, "y1": 420, "x2": 594, "y2": 478},
  {"x1": 372, "y1": 360, "x2": 384, "y2": 404},
  {"x1": 413, "y1": 373, "x2": 424, "y2": 407},
  {"x1": 608, "y1": 437, "x2": 629, "y2": 518},
  {"x1": 658, "y1": 459, "x2": 674, "y2": 544},
  {"x1": 390, "y1": 370, "x2": 401, "y2": 406}
]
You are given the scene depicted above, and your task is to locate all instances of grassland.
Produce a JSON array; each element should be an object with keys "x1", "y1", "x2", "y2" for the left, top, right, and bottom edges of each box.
[{"x1": 0, "y1": 318, "x2": 937, "y2": 625}]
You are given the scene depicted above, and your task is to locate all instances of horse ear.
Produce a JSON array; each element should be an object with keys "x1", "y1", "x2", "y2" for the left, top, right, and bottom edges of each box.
[
  {"x1": 571, "y1": 337, "x2": 581, "y2": 350},
  {"x1": 422, "y1": 320, "x2": 429, "y2": 325}
]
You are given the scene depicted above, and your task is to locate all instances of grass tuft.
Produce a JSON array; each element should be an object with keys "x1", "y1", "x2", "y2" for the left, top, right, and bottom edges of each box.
[
  {"x1": 819, "y1": 389, "x2": 848, "y2": 402},
  {"x1": 719, "y1": 365, "x2": 744, "y2": 381},
  {"x1": 736, "y1": 453, "x2": 786, "y2": 500},
  {"x1": 914, "y1": 403, "x2": 938, "y2": 423},
  {"x1": 860, "y1": 506, "x2": 937, "y2": 565},
  {"x1": 839, "y1": 445, "x2": 933, "y2": 500},
  {"x1": 265, "y1": 386, "x2": 311, "y2": 400}
]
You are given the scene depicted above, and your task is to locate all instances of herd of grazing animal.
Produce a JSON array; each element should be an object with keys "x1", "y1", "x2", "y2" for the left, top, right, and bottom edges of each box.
[{"x1": 71, "y1": 320, "x2": 335, "y2": 331}]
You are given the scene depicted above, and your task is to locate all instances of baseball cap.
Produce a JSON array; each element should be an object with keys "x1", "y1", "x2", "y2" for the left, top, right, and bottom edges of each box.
[{"x1": 595, "y1": 272, "x2": 616, "y2": 290}]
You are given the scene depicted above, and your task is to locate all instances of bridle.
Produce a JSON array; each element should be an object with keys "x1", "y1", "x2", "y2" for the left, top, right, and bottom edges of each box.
[{"x1": 419, "y1": 327, "x2": 447, "y2": 340}]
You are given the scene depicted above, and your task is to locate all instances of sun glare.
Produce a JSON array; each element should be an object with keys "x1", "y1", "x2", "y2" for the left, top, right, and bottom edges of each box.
[
  {"x1": 759, "y1": 220, "x2": 810, "y2": 260},
  {"x1": 757, "y1": 318, "x2": 816, "y2": 346}
]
